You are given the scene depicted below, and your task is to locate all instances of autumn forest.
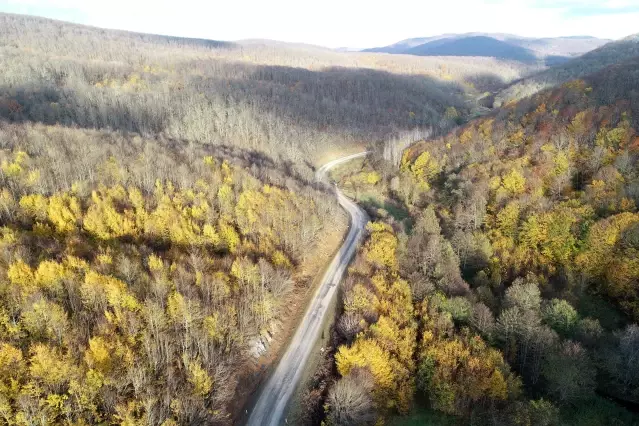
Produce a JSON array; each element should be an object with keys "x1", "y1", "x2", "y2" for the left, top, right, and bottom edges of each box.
[
  {"x1": 318, "y1": 53, "x2": 639, "y2": 425},
  {"x1": 0, "y1": 10, "x2": 638, "y2": 426}
]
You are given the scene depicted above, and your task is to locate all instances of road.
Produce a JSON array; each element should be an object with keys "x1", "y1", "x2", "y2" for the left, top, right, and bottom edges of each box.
[{"x1": 245, "y1": 152, "x2": 369, "y2": 426}]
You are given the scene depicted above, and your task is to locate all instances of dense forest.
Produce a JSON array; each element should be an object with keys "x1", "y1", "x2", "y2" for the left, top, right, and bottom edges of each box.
[
  {"x1": 0, "y1": 13, "x2": 537, "y2": 165},
  {"x1": 1, "y1": 10, "x2": 637, "y2": 426},
  {"x1": 0, "y1": 12, "x2": 405, "y2": 424},
  {"x1": 496, "y1": 34, "x2": 639, "y2": 106},
  {"x1": 0, "y1": 120, "x2": 346, "y2": 424},
  {"x1": 316, "y1": 55, "x2": 639, "y2": 425}
]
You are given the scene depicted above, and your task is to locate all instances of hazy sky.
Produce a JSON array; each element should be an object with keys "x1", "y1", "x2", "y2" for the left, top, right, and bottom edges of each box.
[{"x1": 1, "y1": 0, "x2": 638, "y2": 48}]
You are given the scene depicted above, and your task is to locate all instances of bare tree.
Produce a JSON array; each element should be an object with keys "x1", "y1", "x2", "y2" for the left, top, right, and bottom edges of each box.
[{"x1": 327, "y1": 369, "x2": 376, "y2": 426}]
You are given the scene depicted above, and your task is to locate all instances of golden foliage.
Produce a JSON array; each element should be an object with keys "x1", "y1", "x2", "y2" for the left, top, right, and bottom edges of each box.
[
  {"x1": 501, "y1": 169, "x2": 526, "y2": 195},
  {"x1": 364, "y1": 222, "x2": 399, "y2": 270}
]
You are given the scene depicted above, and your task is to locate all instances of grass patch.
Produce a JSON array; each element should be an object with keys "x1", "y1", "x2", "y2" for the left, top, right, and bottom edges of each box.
[{"x1": 328, "y1": 158, "x2": 366, "y2": 182}]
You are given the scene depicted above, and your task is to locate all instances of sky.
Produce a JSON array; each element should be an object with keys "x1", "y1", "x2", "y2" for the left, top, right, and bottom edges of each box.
[{"x1": 1, "y1": 0, "x2": 638, "y2": 48}]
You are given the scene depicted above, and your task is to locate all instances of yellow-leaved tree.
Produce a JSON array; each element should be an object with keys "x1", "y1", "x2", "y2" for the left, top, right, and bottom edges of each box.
[{"x1": 364, "y1": 222, "x2": 399, "y2": 270}]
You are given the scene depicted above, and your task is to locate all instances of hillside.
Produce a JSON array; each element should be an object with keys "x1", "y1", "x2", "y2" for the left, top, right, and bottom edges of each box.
[
  {"x1": 0, "y1": 13, "x2": 539, "y2": 167},
  {"x1": 496, "y1": 33, "x2": 639, "y2": 106},
  {"x1": 0, "y1": 119, "x2": 352, "y2": 424},
  {"x1": 0, "y1": 12, "x2": 544, "y2": 425},
  {"x1": 0, "y1": 11, "x2": 373, "y2": 425},
  {"x1": 1, "y1": 9, "x2": 637, "y2": 426},
  {"x1": 311, "y1": 56, "x2": 639, "y2": 425},
  {"x1": 365, "y1": 33, "x2": 609, "y2": 64}
]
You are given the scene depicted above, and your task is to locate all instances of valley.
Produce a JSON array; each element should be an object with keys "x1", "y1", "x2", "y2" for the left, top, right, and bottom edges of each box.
[{"x1": 0, "y1": 7, "x2": 637, "y2": 426}]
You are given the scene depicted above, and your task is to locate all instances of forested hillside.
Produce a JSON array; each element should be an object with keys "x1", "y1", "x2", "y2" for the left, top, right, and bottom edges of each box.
[
  {"x1": 0, "y1": 13, "x2": 535, "y2": 165},
  {"x1": 405, "y1": 36, "x2": 538, "y2": 63},
  {"x1": 316, "y1": 55, "x2": 639, "y2": 425},
  {"x1": 496, "y1": 34, "x2": 639, "y2": 106},
  {"x1": 0, "y1": 12, "x2": 362, "y2": 425},
  {"x1": 1, "y1": 10, "x2": 637, "y2": 426},
  {"x1": 0, "y1": 120, "x2": 346, "y2": 424}
]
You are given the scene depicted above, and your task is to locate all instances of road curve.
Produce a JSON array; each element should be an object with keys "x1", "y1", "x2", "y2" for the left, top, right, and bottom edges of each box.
[{"x1": 246, "y1": 152, "x2": 369, "y2": 426}]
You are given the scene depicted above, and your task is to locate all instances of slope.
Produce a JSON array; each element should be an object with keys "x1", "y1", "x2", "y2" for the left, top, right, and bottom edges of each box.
[
  {"x1": 496, "y1": 33, "x2": 639, "y2": 106},
  {"x1": 315, "y1": 55, "x2": 639, "y2": 425},
  {"x1": 0, "y1": 13, "x2": 548, "y2": 166}
]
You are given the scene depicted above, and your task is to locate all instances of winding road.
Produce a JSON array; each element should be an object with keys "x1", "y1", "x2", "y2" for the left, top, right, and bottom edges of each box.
[{"x1": 245, "y1": 152, "x2": 369, "y2": 426}]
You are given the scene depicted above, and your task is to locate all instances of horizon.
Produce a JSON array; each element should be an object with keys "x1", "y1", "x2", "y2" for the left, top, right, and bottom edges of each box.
[{"x1": 0, "y1": 0, "x2": 637, "y2": 49}]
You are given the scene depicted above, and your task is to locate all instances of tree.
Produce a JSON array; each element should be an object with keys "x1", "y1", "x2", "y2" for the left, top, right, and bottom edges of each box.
[
  {"x1": 28, "y1": 344, "x2": 75, "y2": 393},
  {"x1": 502, "y1": 169, "x2": 526, "y2": 195},
  {"x1": 417, "y1": 329, "x2": 519, "y2": 416},
  {"x1": 542, "y1": 299, "x2": 578, "y2": 336},
  {"x1": 504, "y1": 276, "x2": 541, "y2": 312},
  {"x1": 218, "y1": 220, "x2": 240, "y2": 253},
  {"x1": 21, "y1": 299, "x2": 69, "y2": 345},
  {"x1": 184, "y1": 357, "x2": 213, "y2": 397},
  {"x1": 575, "y1": 317, "x2": 603, "y2": 346},
  {"x1": 603, "y1": 324, "x2": 639, "y2": 403},
  {"x1": 542, "y1": 341, "x2": 595, "y2": 403},
  {"x1": 410, "y1": 151, "x2": 440, "y2": 183},
  {"x1": 364, "y1": 222, "x2": 398, "y2": 270},
  {"x1": 471, "y1": 302, "x2": 495, "y2": 338},
  {"x1": 47, "y1": 193, "x2": 81, "y2": 233},
  {"x1": 337, "y1": 313, "x2": 364, "y2": 343},
  {"x1": 577, "y1": 212, "x2": 639, "y2": 320},
  {"x1": 326, "y1": 369, "x2": 376, "y2": 426},
  {"x1": 84, "y1": 188, "x2": 137, "y2": 240},
  {"x1": 507, "y1": 399, "x2": 559, "y2": 426},
  {"x1": 496, "y1": 202, "x2": 520, "y2": 239},
  {"x1": 336, "y1": 338, "x2": 396, "y2": 400}
]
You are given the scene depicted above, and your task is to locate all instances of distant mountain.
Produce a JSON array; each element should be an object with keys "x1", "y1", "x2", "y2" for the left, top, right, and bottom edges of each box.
[
  {"x1": 364, "y1": 35, "x2": 454, "y2": 54},
  {"x1": 405, "y1": 36, "x2": 538, "y2": 63},
  {"x1": 508, "y1": 36, "x2": 610, "y2": 58},
  {"x1": 365, "y1": 33, "x2": 610, "y2": 64},
  {"x1": 496, "y1": 34, "x2": 639, "y2": 106}
]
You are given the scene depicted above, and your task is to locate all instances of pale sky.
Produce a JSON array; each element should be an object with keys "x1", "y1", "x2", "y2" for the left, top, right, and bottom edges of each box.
[{"x1": 1, "y1": 0, "x2": 638, "y2": 48}]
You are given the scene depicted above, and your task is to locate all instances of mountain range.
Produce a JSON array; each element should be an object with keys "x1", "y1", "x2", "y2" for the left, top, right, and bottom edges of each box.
[{"x1": 363, "y1": 33, "x2": 611, "y2": 64}]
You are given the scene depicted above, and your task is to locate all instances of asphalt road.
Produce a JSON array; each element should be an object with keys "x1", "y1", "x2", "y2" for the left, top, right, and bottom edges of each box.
[{"x1": 245, "y1": 152, "x2": 369, "y2": 426}]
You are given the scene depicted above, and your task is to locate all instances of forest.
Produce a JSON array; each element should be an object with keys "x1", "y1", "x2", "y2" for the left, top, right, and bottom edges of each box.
[
  {"x1": 495, "y1": 33, "x2": 639, "y2": 107},
  {"x1": 314, "y1": 55, "x2": 639, "y2": 425},
  {"x1": 0, "y1": 12, "x2": 535, "y2": 166},
  {"x1": 0, "y1": 119, "x2": 348, "y2": 424},
  {"x1": 1, "y1": 9, "x2": 638, "y2": 426}
]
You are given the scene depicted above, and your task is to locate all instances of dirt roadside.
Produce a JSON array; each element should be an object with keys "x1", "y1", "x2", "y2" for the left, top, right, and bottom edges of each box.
[{"x1": 229, "y1": 212, "x2": 348, "y2": 423}]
